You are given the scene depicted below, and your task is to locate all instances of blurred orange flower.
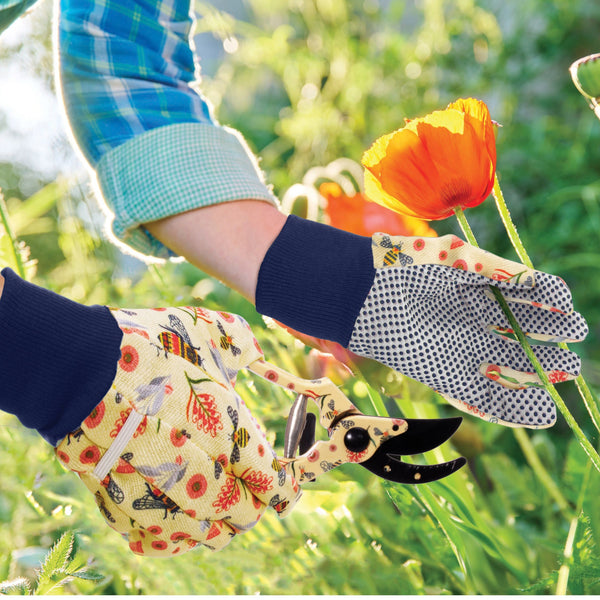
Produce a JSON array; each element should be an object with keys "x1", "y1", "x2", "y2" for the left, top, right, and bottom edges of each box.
[
  {"x1": 362, "y1": 98, "x2": 496, "y2": 220},
  {"x1": 319, "y1": 182, "x2": 437, "y2": 237}
]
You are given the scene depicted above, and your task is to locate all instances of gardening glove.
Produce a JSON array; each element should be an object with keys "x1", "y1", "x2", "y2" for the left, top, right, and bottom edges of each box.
[
  {"x1": 347, "y1": 233, "x2": 587, "y2": 428},
  {"x1": 256, "y1": 216, "x2": 588, "y2": 429},
  {"x1": 0, "y1": 269, "x2": 300, "y2": 557}
]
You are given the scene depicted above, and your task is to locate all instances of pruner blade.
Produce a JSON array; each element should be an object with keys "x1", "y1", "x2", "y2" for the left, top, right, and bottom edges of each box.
[
  {"x1": 361, "y1": 452, "x2": 467, "y2": 484},
  {"x1": 389, "y1": 417, "x2": 463, "y2": 455},
  {"x1": 360, "y1": 417, "x2": 466, "y2": 484}
]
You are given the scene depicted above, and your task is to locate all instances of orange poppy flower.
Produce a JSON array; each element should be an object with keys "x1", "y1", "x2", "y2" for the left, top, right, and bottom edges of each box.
[
  {"x1": 362, "y1": 98, "x2": 496, "y2": 220},
  {"x1": 319, "y1": 182, "x2": 437, "y2": 237}
]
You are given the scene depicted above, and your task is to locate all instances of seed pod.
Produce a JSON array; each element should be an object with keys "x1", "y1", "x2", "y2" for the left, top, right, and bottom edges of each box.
[{"x1": 570, "y1": 53, "x2": 600, "y2": 119}]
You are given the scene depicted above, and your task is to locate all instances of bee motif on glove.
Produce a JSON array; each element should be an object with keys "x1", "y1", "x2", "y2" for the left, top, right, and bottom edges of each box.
[
  {"x1": 227, "y1": 406, "x2": 250, "y2": 464},
  {"x1": 217, "y1": 321, "x2": 242, "y2": 357},
  {"x1": 159, "y1": 315, "x2": 205, "y2": 367},
  {"x1": 380, "y1": 235, "x2": 414, "y2": 267}
]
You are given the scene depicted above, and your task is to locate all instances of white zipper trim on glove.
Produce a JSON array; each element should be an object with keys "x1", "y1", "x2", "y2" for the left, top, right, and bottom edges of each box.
[{"x1": 93, "y1": 409, "x2": 144, "y2": 481}]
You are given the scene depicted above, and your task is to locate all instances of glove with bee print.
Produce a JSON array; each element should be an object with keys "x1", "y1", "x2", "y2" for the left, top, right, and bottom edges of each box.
[
  {"x1": 0, "y1": 268, "x2": 300, "y2": 557},
  {"x1": 256, "y1": 216, "x2": 588, "y2": 430}
]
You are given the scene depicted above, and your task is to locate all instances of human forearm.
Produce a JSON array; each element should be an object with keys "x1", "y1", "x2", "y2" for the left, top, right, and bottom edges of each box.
[{"x1": 145, "y1": 200, "x2": 286, "y2": 304}]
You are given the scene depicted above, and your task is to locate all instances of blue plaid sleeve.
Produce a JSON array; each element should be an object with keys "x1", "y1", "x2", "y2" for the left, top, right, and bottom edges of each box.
[{"x1": 58, "y1": 0, "x2": 278, "y2": 260}]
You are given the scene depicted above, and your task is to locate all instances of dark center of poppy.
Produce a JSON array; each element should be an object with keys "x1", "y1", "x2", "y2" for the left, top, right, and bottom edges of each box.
[{"x1": 440, "y1": 178, "x2": 473, "y2": 208}]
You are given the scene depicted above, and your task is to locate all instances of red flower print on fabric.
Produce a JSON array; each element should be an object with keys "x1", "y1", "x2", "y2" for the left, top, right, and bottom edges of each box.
[
  {"x1": 213, "y1": 474, "x2": 242, "y2": 513},
  {"x1": 111, "y1": 409, "x2": 147, "y2": 439},
  {"x1": 119, "y1": 345, "x2": 139, "y2": 372},
  {"x1": 485, "y1": 365, "x2": 501, "y2": 381},
  {"x1": 264, "y1": 370, "x2": 278, "y2": 382},
  {"x1": 548, "y1": 370, "x2": 570, "y2": 384},
  {"x1": 56, "y1": 450, "x2": 70, "y2": 464},
  {"x1": 116, "y1": 457, "x2": 136, "y2": 473},
  {"x1": 217, "y1": 312, "x2": 235, "y2": 323},
  {"x1": 185, "y1": 382, "x2": 223, "y2": 437},
  {"x1": 449, "y1": 236, "x2": 465, "y2": 249},
  {"x1": 170, "y1": 427, "x2": 190, "y2": 447},
  {"x1": 147, "y1": 525, "x2": 162, "y2": 535},
  {"x1": 240, "y1": 468, "x2": 273, "y2": 497},
  {"x1": 346, "y1": 448, "x2": 368, "y2": 463},
  {"x1": 216, "y1": 453, "x2": 228, "y2": 470},
  {"x1": 151, "y1": 540, "x2": 168, "y2": 551},
  {"x1": 186, "y1": 474, "x2": 208, "y2": 499},
  {"x1": 207, "y1": 522, "x2": 223, "y2": 540},
  {"x1": 84, "y1": 401, "x2": 105, "y2": 429},
  {"x1": 80, "y1": 445, "x2": 101, "y2": 464},
  {"x1": 121, "y1": 326, "x2": 149, "y2": 340},
  {"x1": 452, "y1": 259, "x2": 468, "y2": 270}
]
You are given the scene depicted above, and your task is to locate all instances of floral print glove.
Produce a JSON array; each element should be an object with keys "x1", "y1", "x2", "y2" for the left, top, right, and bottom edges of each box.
[
  {"x1": 348, "y1": 234, "x2": 588, "y2": 428},
  {"x1": 55, "y1": 307, "x2": 300, "y2": 557}
]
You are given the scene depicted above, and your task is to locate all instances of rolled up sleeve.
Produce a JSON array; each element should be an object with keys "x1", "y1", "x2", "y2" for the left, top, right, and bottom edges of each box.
[{"x1": 58, "y1": 0, "x2": 277, "y2": 260}]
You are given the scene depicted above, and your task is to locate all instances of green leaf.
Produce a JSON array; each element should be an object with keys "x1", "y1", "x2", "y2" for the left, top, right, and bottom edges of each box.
[
  {"x1": 33, "y1": 533, "x2": 75, "y2": 595},
  {"x1": 0, "y1": 577, "x2": 32, "y2": 595},
  {"x1": 67, "y1": 569, "x2": 104, "y2": 582},
  {"x1": 7, "y1": 181, "x2": 64, "y2": 237},
  {"x1": 38, "y1": 532, "x2": 74, "y2": 577}
]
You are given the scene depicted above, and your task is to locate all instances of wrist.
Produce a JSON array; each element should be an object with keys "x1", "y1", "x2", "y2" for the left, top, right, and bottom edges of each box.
[{"x1": 146, "y1": 200, "x2": 286, "y2": 303}]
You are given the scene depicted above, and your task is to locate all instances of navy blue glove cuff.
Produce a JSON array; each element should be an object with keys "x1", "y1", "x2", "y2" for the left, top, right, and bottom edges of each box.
[
  {"x1": 255, "y1": 215, "x2": 376, "y2": 347},
  {"x1": 0, "y1": 268, "x2": 123, "y2": 445}
]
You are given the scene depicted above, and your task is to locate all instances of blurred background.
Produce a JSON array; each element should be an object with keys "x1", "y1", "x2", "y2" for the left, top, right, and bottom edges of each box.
[{"x1": 1, "y1": 0, "x2": 600, "y2": 594}]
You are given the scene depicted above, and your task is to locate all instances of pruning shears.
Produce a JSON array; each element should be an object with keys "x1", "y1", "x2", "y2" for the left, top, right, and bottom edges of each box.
[{"x1": 248, "y1": 360, "x2": 466, "y2": 485}]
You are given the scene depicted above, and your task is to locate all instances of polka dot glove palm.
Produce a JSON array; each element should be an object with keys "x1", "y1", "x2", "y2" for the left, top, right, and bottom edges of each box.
[
  {"x1": 348, "y1": 234, "x2": 588, "y2": 428},
  {"x1": 55, "y1": 307, "x2": 300, "y2": 557}
]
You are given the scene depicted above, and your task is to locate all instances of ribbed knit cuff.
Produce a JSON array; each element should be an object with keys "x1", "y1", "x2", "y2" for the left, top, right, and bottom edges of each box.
[
  {"x1": 255, "y1": 216, "x2": 376, "y2": 347},
  {"x1": 0, "y1": 268, "x2": 123, "y2": 445}
]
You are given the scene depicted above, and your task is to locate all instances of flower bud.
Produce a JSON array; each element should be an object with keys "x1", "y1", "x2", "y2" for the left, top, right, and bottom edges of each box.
[{"x1": 570, "y1": 53, "x2": 600, "y2": 119}]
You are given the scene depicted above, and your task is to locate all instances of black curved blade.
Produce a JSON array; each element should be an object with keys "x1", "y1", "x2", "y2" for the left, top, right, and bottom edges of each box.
[
  {"x1": 361, "y1": 453, "x2": 467, "y2": 484},
  {"x1": 387, "y1": 417, "x2": 463, "y2": 455}
]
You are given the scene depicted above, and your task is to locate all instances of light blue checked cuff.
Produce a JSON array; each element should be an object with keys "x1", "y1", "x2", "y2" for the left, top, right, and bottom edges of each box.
[{"x1": 96, "y1": 122, "x2": 279, "y2": 259}]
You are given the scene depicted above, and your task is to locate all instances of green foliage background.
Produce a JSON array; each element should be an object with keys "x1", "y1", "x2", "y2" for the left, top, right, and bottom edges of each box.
[{"x1": 1, "y1": 0, "x2": 600, "y2": 594}]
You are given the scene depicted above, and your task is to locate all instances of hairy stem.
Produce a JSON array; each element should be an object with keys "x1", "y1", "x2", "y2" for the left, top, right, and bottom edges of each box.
[{"x1": 491, "y1": 175, "x2": 600, "y2": 433}]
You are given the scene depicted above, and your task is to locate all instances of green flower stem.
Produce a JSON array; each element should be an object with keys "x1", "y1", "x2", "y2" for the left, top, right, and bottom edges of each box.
[
  {"x1": 454, "y1": 206, "x2": 600, "y2": 476},
  {"x1": 0, "y1": 192, "x2": 26, "y2": 279},
  {"x1": 490, "y1": 176, "x2": 529, "y2": 263},
  {"x1": 556, "y1": 512, "x2": 580, "y2": 595},
  {"x1": 555, "y1": 461, "x2": 592, "y2": 595},
  {"x1": 492, "y1": 175, "x2": 600, "y2": 433}
]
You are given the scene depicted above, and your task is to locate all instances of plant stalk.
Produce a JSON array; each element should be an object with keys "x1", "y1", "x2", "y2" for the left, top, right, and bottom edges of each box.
[
  {"x1": 492, "y1": 175, "x2": 600, "y2": 433},
  {"x1": 555, "y1": 460, "x2": 592, "y2": 594},
  {"x1": 0, "y1": 192, "x2": 26, "y2": 278}
]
